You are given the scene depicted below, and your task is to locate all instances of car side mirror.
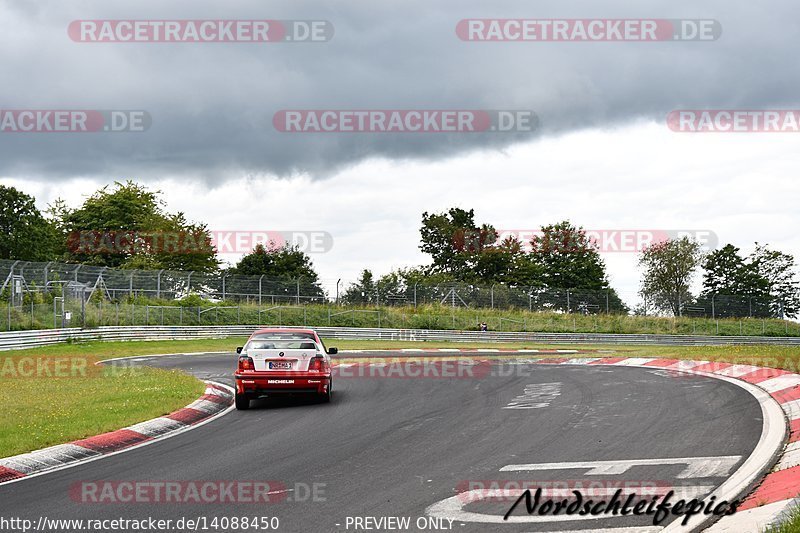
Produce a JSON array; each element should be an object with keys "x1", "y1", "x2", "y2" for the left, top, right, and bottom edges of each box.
[
  {"x1": 327, "y1": 347, "x2": 338, "y2": 355},
  {"x1": 236, "y1": 347, "x2": 243, "y2": 354}
]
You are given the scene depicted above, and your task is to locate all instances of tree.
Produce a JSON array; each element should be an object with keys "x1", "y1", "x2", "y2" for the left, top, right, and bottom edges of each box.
[
  {"x1": 232, "y1": 242, "x2": 320, "y2": 279},
  {"x1": 750, "y1": 243, "x2": 800, "y2": 319},
  {"x1": 60, "y1": 181, "x2": 219, "y2": 273},
  {"x1": 638, "y1": 237, "x2": 704, "y2": 316},
  {"x1": 0, "y1": 185, "x2": 59, "y2": 261},
  {"x1": 341, "y1": 269, "x2": 376, "y2": 305},
  {"x1": 529, "y1": 221, "x2": 627, "y2": 312},
  {"x1": 420, "y1": 208, "x2": 498, "y2": 280},
  {"x1": 699, "y1": 244, "x2": 770, "y2": 317}
]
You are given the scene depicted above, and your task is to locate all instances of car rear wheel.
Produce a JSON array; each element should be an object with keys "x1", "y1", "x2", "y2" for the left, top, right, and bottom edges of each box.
[
  {"x1": 235, "y1": 393, "x2": 250, "y2": 410},
  {"x1": 320, "y1": 381, "x2": 332, "y2": 403}
]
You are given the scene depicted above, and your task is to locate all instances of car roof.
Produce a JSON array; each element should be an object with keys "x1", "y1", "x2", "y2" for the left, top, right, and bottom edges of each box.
[{"x1": 249, "y1": 328, "x2": 318, "y2": 337}]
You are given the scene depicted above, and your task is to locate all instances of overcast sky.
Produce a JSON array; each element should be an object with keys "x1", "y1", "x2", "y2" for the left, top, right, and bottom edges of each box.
[{"x1": 1, "y1": 0, "x2": 799, "y2": 305}]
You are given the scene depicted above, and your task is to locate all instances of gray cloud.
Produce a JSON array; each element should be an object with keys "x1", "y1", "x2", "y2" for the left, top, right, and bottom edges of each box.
[{"x1": 1, "y1": 0, "x2": 799, "y2": 182}]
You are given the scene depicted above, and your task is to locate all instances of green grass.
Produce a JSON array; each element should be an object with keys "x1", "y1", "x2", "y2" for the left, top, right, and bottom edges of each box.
[
  {"x1": 0, "y1": 362, "x2": 204, "y2": 457},
  {"x1": 765, "y1": 506, "x2": 800, "y2": 532},
  {"x1": 6, "y1": 300, "x2": 800, "y2": 337},
  {"x1": 1, "y1": 337, "x2": 249, "y2": 361}
]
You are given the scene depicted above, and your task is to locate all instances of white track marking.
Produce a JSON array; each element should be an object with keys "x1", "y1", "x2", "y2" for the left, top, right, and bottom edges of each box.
[
  {"x1": 781, "y1": 399, "x2": 800, "y2": 420},
  {"x1": 503, "y1": 383, "x2": 562, "y2": 410},
  {"x1": 666, "y1": 360, "x2": 709, "y2": 371},
  {"x1": 100, "y1": 351, "x2": 230, "y2": 364},
  {"x1": 500, "y1": 456, "x2": 740, "y2": 478},
  {"x1": 715, "y1": 364, "x2": 762, "y2": 378},
  {"x1": 563, "y1": 357, "x2": 600, "y2": 365},
  {"x1": 775, "y1": 440, "x2": 800, "y2": 470},
  {"x1": 612, "y1": 358, "x2": 655, "y2": 366},
  {"x1": 0, "y1": 444, "x2": 99, "y2": 473},
  {"x1": 706, "y1": 499, "x2": 794, "y2": 532},
  {"x1": 760, "y1": 374, "x2": 800, "y2": 393},
  {"x1": 126, "y1": 417, "x2": 187, "y2": 438}
]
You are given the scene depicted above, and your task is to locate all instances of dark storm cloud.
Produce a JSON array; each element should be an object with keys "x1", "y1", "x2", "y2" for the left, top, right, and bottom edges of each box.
[{"x1": 0, "y1": 0, "x2": 798, "y2": 182}]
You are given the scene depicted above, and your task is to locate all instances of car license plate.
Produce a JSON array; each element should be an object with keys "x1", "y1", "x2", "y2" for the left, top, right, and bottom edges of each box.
[{"x1": 269, "y1": 361, "x2": 292, "y2": 370}]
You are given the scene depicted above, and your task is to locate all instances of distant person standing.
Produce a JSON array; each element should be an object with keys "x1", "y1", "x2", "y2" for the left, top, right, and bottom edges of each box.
[{"x1": 481, "y1": 322, "x2": 488, "y2": 332}]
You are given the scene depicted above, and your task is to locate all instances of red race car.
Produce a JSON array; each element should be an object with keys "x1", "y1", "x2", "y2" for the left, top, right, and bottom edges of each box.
[{"x1": 233, "y1": 328, "x2": 337, "y2": 410}]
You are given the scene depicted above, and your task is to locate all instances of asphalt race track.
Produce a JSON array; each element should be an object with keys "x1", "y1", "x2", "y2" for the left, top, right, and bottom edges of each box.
[{"x1": 0, "y1": 351, "x2": 764, "y2": 533}]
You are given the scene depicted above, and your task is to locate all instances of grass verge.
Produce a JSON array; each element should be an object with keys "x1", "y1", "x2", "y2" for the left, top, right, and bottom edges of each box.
[
  {"x1": 0, "y1": 338, "x2": 212, "y2": 457},
  {"x1": 765, "y1": 506, "x2": 800, "y2": 532}
]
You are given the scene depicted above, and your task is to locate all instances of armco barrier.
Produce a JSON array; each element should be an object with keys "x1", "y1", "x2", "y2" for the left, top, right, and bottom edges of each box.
[{"x1": 2, "y1": 326, "x2": 800, "y2": 351}]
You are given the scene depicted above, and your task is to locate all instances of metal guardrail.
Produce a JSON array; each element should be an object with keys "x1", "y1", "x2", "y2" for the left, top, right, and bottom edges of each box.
[{"x1": 2, "y1": 325, "x2": 800, "y2": 351}]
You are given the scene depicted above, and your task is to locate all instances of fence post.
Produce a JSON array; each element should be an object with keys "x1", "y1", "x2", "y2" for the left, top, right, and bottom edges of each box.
[
  {"x1": 711, "y1": 295, "x2": 715, "y2": 319},
  {"x1": 222, "y1": 275, "x2": 227, "y2": 301},
  {"x1": 606, "y1": 291, "x2": 609, "y2": 314},
  {"x1": 296, "y1": 278, "x2": 300, "y2": 305},
  {"x1": 259, "y1": 275, "x2": 264, "y2": 306},
  {"x1": 44, "y1": 261, "x2": 52, "y2": 293},
  {"x1": 566, "y1": 290, "x2": 570, "y2": 313},
  {"x1": 413, "y1": 283, "x2": 417, "y2": 308},
  {"x1": 157, "y1": 270, "x2": 163, "y2": 299},
  {"x1": 129, "y1": 273, "x2": 134, "y2": 298}
]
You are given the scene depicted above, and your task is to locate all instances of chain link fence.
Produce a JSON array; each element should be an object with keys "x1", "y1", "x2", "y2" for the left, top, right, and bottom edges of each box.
[{"x1": 0, "y1": 259, "x2": 795, "y2": 335}]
